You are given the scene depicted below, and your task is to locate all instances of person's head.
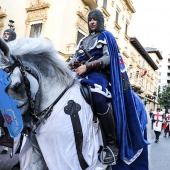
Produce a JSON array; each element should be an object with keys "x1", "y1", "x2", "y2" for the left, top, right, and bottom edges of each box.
[
  {"x1": 156, "y1": 107, "x2": 161, "y2": 112},
  {"x1": 88, "y1": 9, "x2": 105, "y2": 33},
  {"x1": 3, "y1": 29, "x2": 16, "y2": 42}
]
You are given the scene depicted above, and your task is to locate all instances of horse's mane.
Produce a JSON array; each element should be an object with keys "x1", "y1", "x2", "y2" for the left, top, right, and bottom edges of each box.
[{"x1": 7, "y1": 37, "x2": 76, "y2": 86}]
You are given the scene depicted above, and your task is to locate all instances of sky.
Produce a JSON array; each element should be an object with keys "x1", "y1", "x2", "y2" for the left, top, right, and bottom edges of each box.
[{"x1": 130, "y1": 0, "x2": 170, "y2": 53}]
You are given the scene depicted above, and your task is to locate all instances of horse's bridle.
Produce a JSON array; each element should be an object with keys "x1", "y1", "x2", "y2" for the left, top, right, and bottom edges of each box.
[
  {"x1": 4, "y1": 55, "x2": 38, "y2": 119},
  {"x1": 4, "y1": 55, "x2": 75, "y2": 132}
]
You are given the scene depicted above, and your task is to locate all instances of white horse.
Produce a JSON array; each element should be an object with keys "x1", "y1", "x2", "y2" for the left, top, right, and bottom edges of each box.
[{"x1": 0, "y1": 37, "x2": 104, "y2": 170}]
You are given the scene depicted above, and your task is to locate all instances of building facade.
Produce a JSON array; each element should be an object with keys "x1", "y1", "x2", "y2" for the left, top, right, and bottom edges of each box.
[
  {"x1": 0, "y1": 0, "x2": 162, "y2": 110},
  {"x1": 158, "y1": 51, "x2": 170, "y2": 90}
]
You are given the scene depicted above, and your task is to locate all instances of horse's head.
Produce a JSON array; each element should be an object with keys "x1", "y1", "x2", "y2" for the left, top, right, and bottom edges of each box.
[{"x1": 0, "y1": 38, "x2": 75, "y2": 117}]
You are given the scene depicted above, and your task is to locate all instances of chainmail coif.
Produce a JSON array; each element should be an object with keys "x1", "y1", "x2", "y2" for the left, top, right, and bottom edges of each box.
[{"x1": 88, "y1": 9, "x2": 105, "y2": 33}]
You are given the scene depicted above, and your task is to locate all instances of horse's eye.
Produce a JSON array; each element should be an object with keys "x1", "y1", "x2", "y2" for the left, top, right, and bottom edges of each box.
[{"x1": 13, "y1": 83, "x2": 22, "y2": 92}]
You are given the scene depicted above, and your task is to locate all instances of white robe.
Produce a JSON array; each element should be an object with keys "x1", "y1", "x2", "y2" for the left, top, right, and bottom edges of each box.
[
  {"x1": 153, "y1": 111, "x2": 164, "y2": 132},
  {"x1": 16, "y1": 84, "x2": 102, "y2": 170}
]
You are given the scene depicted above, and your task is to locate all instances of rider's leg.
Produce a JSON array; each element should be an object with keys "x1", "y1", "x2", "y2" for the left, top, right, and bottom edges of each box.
[{"x1": 92, "y1": 92, "x2": 118, "y2": 164}]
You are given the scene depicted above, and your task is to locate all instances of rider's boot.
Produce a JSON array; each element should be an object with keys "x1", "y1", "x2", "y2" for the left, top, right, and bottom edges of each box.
[{"x1": 97, "y1": 105, "x2": 119, "y2": 164}]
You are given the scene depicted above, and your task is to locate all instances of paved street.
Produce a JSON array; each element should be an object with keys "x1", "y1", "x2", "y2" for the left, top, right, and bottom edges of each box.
[
  {"x1": 149, "y1": 130, "x2": 170, "y2": 170},
  {"x1": 0, "y1": 130, "x2": 170, "y2": 170}
]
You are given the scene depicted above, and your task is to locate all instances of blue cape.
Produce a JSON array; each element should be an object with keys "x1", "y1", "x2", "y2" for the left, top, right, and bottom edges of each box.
[{"x1": 102, "y1": 30, "x2": 149, "y2": 161}]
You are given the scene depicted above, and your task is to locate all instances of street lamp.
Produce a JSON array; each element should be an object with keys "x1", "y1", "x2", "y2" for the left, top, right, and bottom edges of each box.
[{"x1": 153, "y1": 92, "x2": 157, "y2": 110}]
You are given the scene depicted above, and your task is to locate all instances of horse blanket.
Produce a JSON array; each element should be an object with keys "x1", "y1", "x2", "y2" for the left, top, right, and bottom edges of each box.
[{"x1": 16, "y1": 84, "x2": 102, "y2": 170}]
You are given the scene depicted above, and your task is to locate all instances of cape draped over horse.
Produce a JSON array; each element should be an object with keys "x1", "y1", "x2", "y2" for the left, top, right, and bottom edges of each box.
[{"x1": 0, "y1": 37, "x2": 149, "y2": 170}]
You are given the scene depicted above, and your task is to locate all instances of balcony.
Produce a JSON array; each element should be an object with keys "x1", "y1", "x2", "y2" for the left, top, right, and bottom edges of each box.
[
  {"x1": 130, "y1": 78, "x2": 143, "y2": 94},
  {"x1": 124, "y1": 33, "x2": 129, "y2": 41},
  {"x1": 82, "y1": 0, "x2": 97, "y2": 9}
]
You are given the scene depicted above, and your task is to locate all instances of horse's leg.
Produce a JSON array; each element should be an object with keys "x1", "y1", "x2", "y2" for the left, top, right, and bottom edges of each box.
[
  {"x1": 19, "y1": 133, "x2": 48, "y2": 170},
  {"x1": 29, "y1": 133, "x2": 48, "y2": 170}
]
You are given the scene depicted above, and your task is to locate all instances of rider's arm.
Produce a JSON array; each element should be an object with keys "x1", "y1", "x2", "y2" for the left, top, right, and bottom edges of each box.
[
  {"x1": 98, "y1": 44, "x2": 110, "y2": 67},
  {"x1": 85, "y1": 43, "x2": 110, "y2": 70}
]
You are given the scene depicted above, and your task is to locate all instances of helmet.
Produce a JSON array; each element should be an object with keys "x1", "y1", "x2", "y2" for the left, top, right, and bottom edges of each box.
[
  {"x1": 88, "y1": 9, "x2": 105, "y2": 33},
  {"x1": 3, "y1": 29, "x2": 16, "y2": 42}
]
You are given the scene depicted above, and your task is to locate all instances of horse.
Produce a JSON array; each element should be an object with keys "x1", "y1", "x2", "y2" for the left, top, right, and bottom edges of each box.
[
  {"x1": 0, "y1": 37, "x2": 106, "y2": 170},
  {"x1": 0, "y1": 37, "x2": 150, "y2": 170}
]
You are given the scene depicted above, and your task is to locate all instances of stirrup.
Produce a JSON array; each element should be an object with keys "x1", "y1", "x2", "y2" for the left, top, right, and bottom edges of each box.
[{"x1": 98, "y1": 146, "x2": 117, "y2": 165}]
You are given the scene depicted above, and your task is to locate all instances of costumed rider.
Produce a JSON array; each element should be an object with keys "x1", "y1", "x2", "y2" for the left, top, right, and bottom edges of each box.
[
  {"x1": 69, "y1": 9, "x2": 119, "y2": 164},
  {"x1": 0, "y1": 28, "x2": 16, "y2": 154},
  {"x1": 152, "y1": 106, "x2": 164, "y2": 143}
]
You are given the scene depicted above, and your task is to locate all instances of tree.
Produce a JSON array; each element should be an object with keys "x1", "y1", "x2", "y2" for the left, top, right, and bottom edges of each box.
[{"x1": 158, "y1": 85, "x2": 170, "y2": 111}]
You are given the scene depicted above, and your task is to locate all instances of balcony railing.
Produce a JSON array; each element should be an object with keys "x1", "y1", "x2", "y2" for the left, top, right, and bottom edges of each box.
[{"x1": 82, "y1": 0, "x2": 97, "y2": 9}]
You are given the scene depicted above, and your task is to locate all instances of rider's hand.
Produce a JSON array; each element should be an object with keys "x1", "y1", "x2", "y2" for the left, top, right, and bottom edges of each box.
[{"x1": 76, "y1": 65, "x2": 87, "y2": 75}]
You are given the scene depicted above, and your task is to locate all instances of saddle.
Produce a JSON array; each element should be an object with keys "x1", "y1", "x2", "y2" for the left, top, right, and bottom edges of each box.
[{"x1": 80, "y1": 83, "x2": 97, "y2": 122}]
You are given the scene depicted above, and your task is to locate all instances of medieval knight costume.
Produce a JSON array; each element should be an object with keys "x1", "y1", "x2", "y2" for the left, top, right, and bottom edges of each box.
[
  {"x1": 69, "y1": 9, "x2": 149, "y2": 168},
  {"x1": 163, "y1": 110, "x2": 170, "y2": 138},
  {"x1": 152, "y1": 108, "x2": 164, "y2": 143}
]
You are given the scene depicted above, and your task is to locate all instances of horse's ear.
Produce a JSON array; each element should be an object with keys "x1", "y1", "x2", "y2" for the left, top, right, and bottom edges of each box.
[{"x1": 0, "y1": 38, "x2": 10, "y2": 58}]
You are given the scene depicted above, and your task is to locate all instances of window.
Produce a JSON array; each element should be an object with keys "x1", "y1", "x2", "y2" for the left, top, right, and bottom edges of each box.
[
  {"x1": 159, "y1": 72, "x2": 161, "y2": 76},
  {"x1": 30, "y1": 23, "x2": 42, "y2": 38},
  {"x1": 125, "y1": 22, "x2": 128, "y2": 35},
  {"x1": 103, "y1": 0, "x2": 107, "y2": 10},
  {"x1": 76, "y1": 30, "x2": 85, "y2": 45},
  {"x1": 115, "y1": 10, "x2": 119, "y2": 24},
  {"x1": 142, "y1": 60, "x2": 145, "y2": 68},
  {"x1": 130, "y1": 73, "x2": 132, "y2": 79},
  {"x1": 136, "y1": 71, "x2": 139, "y2": 78}
]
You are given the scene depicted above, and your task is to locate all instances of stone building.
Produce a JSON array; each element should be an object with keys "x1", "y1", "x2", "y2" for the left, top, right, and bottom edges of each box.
[
  {"x1": 158, "y1": 51, "x2": 170, "y2": 91},
  {"x1": 0, "y1": 0, "x2": 162, "y2": 110}
]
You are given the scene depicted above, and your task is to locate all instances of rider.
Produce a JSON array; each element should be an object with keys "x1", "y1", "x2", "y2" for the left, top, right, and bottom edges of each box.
[
  {"x1": 0, "y1": 28, "x2": 16, "y2": 154},
  {"x1": 69, "y1": 9, "x2": 119, "y2": 164}
]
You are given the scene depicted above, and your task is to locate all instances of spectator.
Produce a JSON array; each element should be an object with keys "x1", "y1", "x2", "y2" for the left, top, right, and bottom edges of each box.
[
  {"x1": 152, "y1": 107, "x2": 164, "y2": 143},
  {"x1": 163, "y1": 109, "x2": 170, "y2": 138}
]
